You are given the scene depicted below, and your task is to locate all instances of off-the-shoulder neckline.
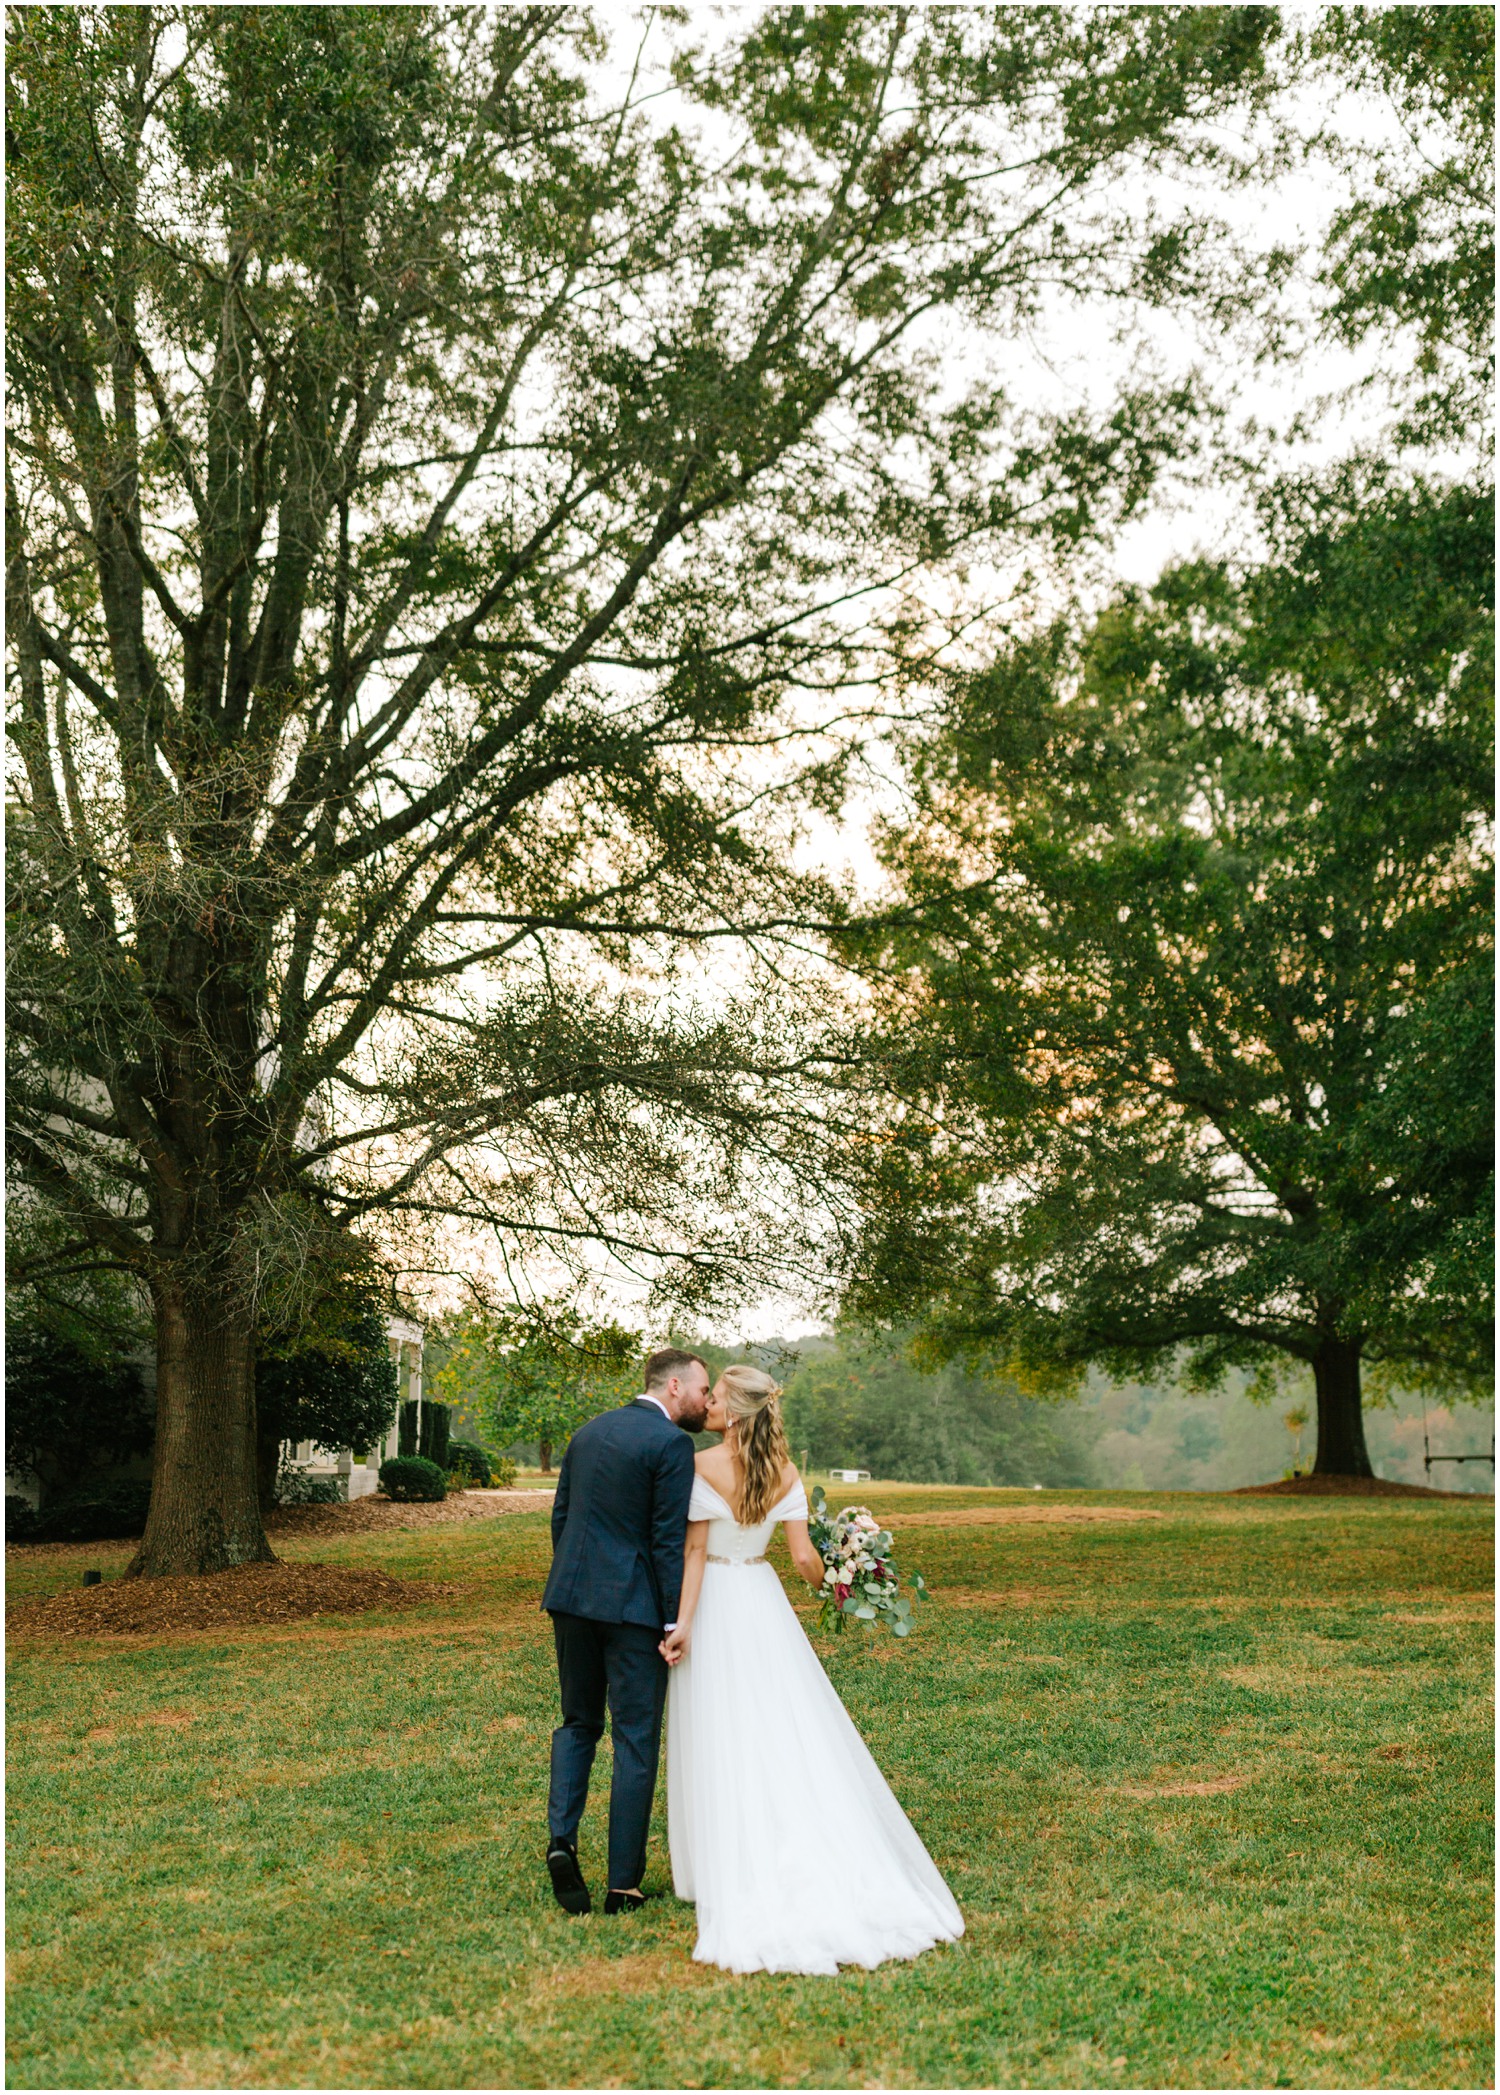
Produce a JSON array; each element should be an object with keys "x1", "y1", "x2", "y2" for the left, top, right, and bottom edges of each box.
[{"x1": 691, "y1": 1475, "x2": 805, "y2": 1523}]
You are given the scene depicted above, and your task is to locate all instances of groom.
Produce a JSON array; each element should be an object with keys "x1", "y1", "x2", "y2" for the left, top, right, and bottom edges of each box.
[{"x1": 541, "y1": 1347, "x2": 710, "y2": 1916}]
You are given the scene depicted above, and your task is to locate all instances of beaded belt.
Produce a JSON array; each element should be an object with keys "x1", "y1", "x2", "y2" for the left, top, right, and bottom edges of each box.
[{"x1": 706, "y1": 1553, "x2": 767, "y2": 1566}]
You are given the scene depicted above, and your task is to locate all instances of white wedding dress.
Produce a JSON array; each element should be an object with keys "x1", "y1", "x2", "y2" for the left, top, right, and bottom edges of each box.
[{"x1": 666, "y1": 1474, "x2": 965, "y2": 1975}]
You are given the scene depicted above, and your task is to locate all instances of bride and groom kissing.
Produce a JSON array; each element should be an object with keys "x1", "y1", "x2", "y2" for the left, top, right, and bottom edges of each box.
[{"x1": 541, "y1": 1346, "x2": 964, "y2": 1975}]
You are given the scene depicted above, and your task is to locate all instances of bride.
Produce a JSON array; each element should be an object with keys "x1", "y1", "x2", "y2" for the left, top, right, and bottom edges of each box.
[{"x1": 662, "y1": 1364, "x2": 965, "y2": 1975}]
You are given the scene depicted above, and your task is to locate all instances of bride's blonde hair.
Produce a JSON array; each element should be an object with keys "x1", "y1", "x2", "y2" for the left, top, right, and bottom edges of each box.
[{"x1": 720, "y1": 1363, "x2": 791, "y2": 1525}]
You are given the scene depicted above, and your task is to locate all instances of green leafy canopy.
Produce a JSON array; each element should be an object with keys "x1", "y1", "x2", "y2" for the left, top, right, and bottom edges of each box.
[
  {"x1": 6, "y1": 4, "x2": 1285, "y2": 1331},
  {"x1": 846, "y1": 474, "x2": 1493, "y2": 1409},
  {"x1": 431, "y1": 1300, "x2": 642, "y2": 1453}
]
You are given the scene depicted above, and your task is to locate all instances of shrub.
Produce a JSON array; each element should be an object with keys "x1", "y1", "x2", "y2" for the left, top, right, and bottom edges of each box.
[
  {"x1": 378, "y1": 1456, "x2": 446, "y2": 1503},
  {"x1": 5, "y1": 1329, "x2": 153, "y2": 1497},
  {"x1": 6, "y1": 1495, "x2": 41, "y2": 1543},
  {"x1": 256, "y1": 1303, "x2": 399, "y2": 1475},
  {"x1": 17, "y1": 1480, "x2": 154, "y2": 1543},
  {"x1": 418, "y1": 1400, "x2": 451, "y2": 1470},
  {"x1": 274, "y1": 1467, "x2": 346, "y2": 1506},
  {"x1": 397, "y1": 1398, "x2": 419, "y2": 1459},
  {"x1": 446, "y1": 1438, "x2": 492, "y2": 1485},
  {"x1": 444, "y1": 1442, "x2": 518, "y2": 1489}
]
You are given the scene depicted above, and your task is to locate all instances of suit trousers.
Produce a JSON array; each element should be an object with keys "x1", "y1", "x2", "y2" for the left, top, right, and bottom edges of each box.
[{"x1": 548, "y1": 1611, "x2": 668, "y2": 1892}]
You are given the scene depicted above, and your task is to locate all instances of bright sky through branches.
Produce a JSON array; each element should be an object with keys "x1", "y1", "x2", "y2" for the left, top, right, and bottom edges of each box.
[{"x1": 530, "y1": 9, "x2": 1449, "y2": 1342}]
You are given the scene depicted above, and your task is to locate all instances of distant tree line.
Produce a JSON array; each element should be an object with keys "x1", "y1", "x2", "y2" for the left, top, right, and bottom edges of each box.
[{"x1": 774, "y1": 1335, "x2": 1097, "y2": 1489}]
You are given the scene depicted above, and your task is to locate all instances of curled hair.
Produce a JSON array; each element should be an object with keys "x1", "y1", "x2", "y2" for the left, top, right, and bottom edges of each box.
[{"x1": 720, "y1": 1363, "x2": 791, "y2": 1525}]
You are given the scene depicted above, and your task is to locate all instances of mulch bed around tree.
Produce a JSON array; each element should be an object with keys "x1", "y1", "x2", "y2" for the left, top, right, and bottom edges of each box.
[
  {"x1": 1234, "y1": 1475, "x2": 1491, "y2": 1499},
  {"x1": 266, "y1": 1487, "x2": 554, "y2": 1536},
  {"x1": 6, "y1": 1560, "x2": 451, "y2": 1638},
  {"x1": 4, "y1": 1489, "x2": 555, "y2": 1565}
]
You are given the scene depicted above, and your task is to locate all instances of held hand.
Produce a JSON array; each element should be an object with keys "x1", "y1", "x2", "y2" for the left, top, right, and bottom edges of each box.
[{"x1": 659, "y1": 1625, "x2": 690, "y2": 1666}]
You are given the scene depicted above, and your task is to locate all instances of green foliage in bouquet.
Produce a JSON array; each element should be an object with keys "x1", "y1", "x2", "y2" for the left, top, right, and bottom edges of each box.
[{"x1": 809, "y1": 1486, "x2": 928, "y2": 1636}]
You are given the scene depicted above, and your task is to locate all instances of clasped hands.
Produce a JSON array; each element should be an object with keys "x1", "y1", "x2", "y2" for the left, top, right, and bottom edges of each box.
[{"x1": 659, "y1": 1625, "x2": 690, "y2": 1666}]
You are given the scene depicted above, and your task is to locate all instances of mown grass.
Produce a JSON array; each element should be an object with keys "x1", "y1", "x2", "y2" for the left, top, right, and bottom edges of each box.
[{"x1": 6, "y1": 1487, "x2": 1492, "y2": 2090}]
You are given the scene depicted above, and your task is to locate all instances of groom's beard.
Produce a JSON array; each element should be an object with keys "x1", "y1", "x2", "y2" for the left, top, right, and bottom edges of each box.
[{"x1": 678, "y1": 1398, "x2": 710, "y2": 1433}]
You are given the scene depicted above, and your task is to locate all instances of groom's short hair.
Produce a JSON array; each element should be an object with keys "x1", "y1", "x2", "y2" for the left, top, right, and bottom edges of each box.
[{"x1": 644, "y1": 1347, "x2": 709, "y2": 1392}]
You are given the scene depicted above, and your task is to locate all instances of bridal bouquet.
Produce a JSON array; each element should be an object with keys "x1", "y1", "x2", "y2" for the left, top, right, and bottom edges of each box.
[{"x1": 809, "y1": 1487, "x2": 929, "y2": 1636}]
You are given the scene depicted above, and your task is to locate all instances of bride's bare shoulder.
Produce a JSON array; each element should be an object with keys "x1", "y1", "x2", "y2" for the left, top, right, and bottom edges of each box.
[
  {"x1": 781, "y1": 1459, "x2": 804, "y2": 1493},
  {"x1": 696, "y1": 1446, "x2": 733, "y2": 1479}
]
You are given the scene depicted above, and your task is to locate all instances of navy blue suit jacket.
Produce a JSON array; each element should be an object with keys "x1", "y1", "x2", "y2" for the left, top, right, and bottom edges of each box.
[{"x1": 541, "y1": 1399, "x2": 697, "y2": 1630}]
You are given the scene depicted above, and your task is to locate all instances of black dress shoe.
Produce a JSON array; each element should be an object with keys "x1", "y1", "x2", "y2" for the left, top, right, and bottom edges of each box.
[
  {"x1": 546, "y1": 1839, "x2": 591, "y2": 1915},
  {"x1": 603, "y1": 1888, "x2": 649, "y2": 1915}
]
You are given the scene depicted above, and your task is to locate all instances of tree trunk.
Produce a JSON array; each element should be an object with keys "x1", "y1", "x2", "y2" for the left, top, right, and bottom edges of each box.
[
  {"x1": 126, "y1": 1278, "x2": 276, "y2": 1576},
  {"x1": 539, "y1": 1438, "x2": 552, "y2": 1474},
  {"x1": 1310, "y1": 1337, "x2": 1374, "y2": 1478}
]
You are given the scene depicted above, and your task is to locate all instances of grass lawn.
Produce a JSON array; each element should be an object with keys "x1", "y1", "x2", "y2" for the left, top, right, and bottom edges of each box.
[{"x1": 6, "y1": 1486, "x2": 1492, "y2": 2090}]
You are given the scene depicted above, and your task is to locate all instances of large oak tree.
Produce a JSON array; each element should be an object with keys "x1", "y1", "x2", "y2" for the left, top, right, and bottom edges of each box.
[
  {"x1": 841, "y1": 6, "x2": 1494, "y2": 1479},
  {"x1": 845, "y1": 476, "x2": 1493, "y2": 1473},
  {"x1": 6, "y1": 4, "x2": 1279, "y2": 1573}
]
